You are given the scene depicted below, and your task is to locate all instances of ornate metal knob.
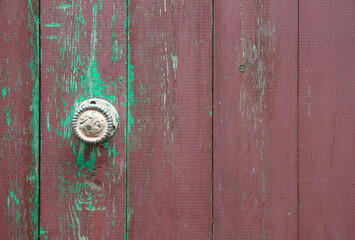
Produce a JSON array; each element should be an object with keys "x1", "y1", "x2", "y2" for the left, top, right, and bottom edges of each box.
[{"x1": 71, "y1": 98, "x2": 119, "y2": 144}]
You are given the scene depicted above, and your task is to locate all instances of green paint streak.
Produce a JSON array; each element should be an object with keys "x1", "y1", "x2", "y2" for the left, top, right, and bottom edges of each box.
[
  {"x1": 7, "y1": 190, "x2": 21, "y2": 225},
  {"x1": 8, "y1": 191, "x2": 19, "y2": 205},
  {"x1": 39, "y1": 227, "x2": 48, "y2": 236},
  {"x1": 75, "y1": 144, "x2": 97, "y2": 171},
  {"x1": 75, "y1": 143, "x2": 87, "y2": 169},
  {"x1": 81, "y1": 3, "x2": 112, "y2": 101},
  {"x1": 5, "y1": 106, "x2": 12, "y2": 126},
  {"x1": 126, "y1": 4, "x2": 136, "y2": 151},
  {"x1": 47, "y1": 35, "x2": 58, "y2": 40},
  {"x1": 126, "y1": 1, "x2": 136, "y2": 238},
  {"x1": 45, "y1": 23, "x2": 62, "y2": 28},
  {"x1": 99, "y1": 0, "x2": 103, "y2": 10},
  {"x1": 5, "y1": 106, "x2": 11, "y2": 125},
  {"x1": 2, "y1": 86, "x2": 7, "y2": 99},
  {"x1": 28, "y1": 0, "x2": 40, "y2": 238}
]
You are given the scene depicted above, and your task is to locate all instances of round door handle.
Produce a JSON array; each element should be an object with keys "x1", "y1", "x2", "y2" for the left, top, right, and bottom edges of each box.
[{"x1": 71, "y1": 98, "x2": 119, "y2": 144}]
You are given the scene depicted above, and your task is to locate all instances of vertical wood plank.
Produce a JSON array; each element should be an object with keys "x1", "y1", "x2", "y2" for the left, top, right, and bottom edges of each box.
[
  {"x1": 213, "y1": 1, "x2": 298, "y2": 239},
  {"x1": 40, "y1": 0, "x2": 126, "y2": 238},
  {"x1": 299, "y1": 1, "x2": 355, "y2": 239},
  {"x1": 126, "y1": 0, "x2": 212, "y2": 238},
  {"x1": 0, "y1": 0, "x2": 40, "y2": 239}
]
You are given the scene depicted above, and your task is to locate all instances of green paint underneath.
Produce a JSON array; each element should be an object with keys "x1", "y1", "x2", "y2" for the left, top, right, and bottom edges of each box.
[
  {"x1": 2, "y1": 86, "x2": 7, "y2": 99},
  {"x1": 5, "y1": 106, "x2": 11, "y2": 125},
  {"x1": 8, "y1": 191, "x2": 20, "y2": 205},
  {"x1": 44, "y1": 23, "x2": 62, "y2": 28}
]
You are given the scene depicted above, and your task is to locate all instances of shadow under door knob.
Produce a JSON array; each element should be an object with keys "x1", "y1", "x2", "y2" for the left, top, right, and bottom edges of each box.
[{"x1": 71, "y1": 98, "x2": 119, "y2": 144}]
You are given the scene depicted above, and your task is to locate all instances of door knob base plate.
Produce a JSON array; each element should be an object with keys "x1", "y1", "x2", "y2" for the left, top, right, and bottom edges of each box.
[{"x1": 72, "y1": 98, "x2": 119, "y2": 144}]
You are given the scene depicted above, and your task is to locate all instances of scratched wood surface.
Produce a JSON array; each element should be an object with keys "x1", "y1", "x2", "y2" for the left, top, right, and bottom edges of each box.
[
  {"x1": 299, "y1": 1, "x2": 355, "y2": 239},
  {"x1": 0, "y1": 0, "x2": 40, "y2": 239},
  {"x1": 126, "y1": 0, "x2": 212, "y2": 238},
  {"x1": 40, "y1": 0, "x2": 126, "y2": 238},
  {"x1": 213, "y1": 0, "x2": 298, "y2": 239}
]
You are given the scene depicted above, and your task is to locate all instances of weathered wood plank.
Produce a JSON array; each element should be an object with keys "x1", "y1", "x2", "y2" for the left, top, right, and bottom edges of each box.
[
  {"x1": 40, "y1": 0, "x2": 126, "y2": 238},
  {"x1": 126, "y1": 0, "x2": 212, "y2": 238},
  {"x1": 299, "y1": 1, "x2": 355, "y2": 239},
  {"x1": 0, "y1": 0, "x2": 40, "y2": 239},
  {"x1": 213, "y1": 0, "x2": 298, "y2": 239}
]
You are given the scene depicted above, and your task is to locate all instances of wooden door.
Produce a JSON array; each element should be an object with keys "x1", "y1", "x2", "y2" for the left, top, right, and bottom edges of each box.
[{"x1": 0, "y1": 0, "x2": 354, "y2": 239}]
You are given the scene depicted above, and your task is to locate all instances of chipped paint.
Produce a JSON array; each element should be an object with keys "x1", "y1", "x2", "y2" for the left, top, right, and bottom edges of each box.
[
  {"x1": 2, "y1": 86, "x2": 7, "y2": 99},
  {"x1": 38, "y1": 0, "x2": 127, "y2": 238},
  {"x1": 45, "y1": 23, "x2": 62, "y2": 28}
]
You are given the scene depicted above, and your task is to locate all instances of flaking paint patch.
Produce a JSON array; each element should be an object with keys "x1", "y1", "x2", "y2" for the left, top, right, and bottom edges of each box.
[
  {"x1": 45, "y1": 23, "x2": 62, "y2": 28},
  {"x1": 2, "y1": 86, "x2": 7, "y2": 99},
  {"x1": 40, "y1": 0, "x2": 128, "y2": 237},
  {"x1": 8, "y1": 191, "x2": 20, "y2": 206},
  {"x1": 126, "y1": 43, "x2": 136, "y2": 149},
  {"x1": 170, "y1": 53, "x2": 178, "y2": 79},
  {"x1": 46, "y1": 1, "x2": 127, "y2": 237},
  {"x1": 7, "y1": 190, "x2": 21, "y2": 226},
  {"x1": 5, "y1": 105, "x2": 11, "y2": 125},
  {"x1": 237, "y1": 1, "x2": 276, "y2": 237}
]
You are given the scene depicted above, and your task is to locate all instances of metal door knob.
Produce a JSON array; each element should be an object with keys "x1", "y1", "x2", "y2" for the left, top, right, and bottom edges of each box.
[{"x1": 71, "y1": 98, "x2": 119, "y2": 144}]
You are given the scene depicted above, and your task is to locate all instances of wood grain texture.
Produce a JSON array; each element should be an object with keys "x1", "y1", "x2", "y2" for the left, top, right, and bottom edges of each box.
[
  {"x1": 126, "y1": 0, "x2": 212, "y2": 238},
  {"x1": 0, "y1": 0, "x2": 40, "y2": 239},
  {"x1": 299, "y1": 1, "x2": 355, "y2": 239},
  {"x1": 213, "y1": 1, "x2": 298, "y2": 239},
  {"x1": 40, "y1": 0, "x2": 126, "y2": 238}
]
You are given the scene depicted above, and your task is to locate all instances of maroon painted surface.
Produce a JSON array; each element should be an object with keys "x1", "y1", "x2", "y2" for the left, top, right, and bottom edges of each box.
[
  {"x1": 213, "y1": 0, "x2": 298, "y2": 239},
  {"x1": 0, "y1": 0, "x2": 40, "y2": 239},
  {"x1": 40, "y1": 0, "x2": 126, "y2": 238},
  {"x1": 126, "y1": 0, "x2": 212, "y2": 238},
  {"x1": 299, "y1": 0, "x2": 355, "y2": 239},
  {"x1": 1, "y1": 1, "x2": 354, "y2": 239}
]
